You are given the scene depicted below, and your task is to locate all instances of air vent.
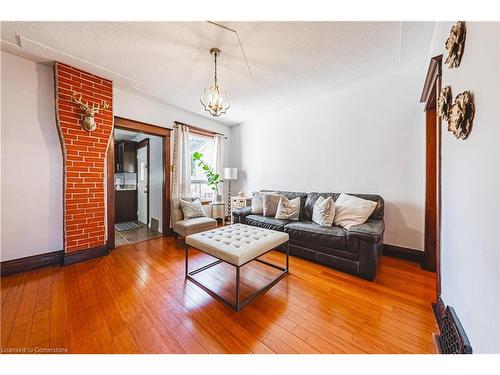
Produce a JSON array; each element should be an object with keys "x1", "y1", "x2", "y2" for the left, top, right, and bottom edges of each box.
[{"x1": 433, "y1": 299, "x2": 473, "y2": 354}]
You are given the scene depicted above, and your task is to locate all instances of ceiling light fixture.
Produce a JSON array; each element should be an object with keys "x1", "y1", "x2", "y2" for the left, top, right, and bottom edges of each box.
[{"x1": 200, "y1": 48, "x2": 230, "y2": 117}]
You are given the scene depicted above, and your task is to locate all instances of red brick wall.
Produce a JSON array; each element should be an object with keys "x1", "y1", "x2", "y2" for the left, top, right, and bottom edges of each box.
[{"x1": 54, "y1": 63, "x2": 113, "y2": 253}]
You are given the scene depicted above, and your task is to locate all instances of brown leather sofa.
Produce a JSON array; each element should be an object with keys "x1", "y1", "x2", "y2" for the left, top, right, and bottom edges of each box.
[{"x1": 232, "y1": 190, "x2": 385, "y2": 281}]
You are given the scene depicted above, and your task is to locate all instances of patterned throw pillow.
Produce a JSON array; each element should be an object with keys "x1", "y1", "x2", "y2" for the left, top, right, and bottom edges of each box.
[
  {"x1": 275, "y1": 195, "x2": 300, "y2": 221},
  {"x1": 312, "y1": 196, "x2": 335, "y2": 226},
  {"x1": 180, "y1": 199, "x2": 206, "y2": 220}
]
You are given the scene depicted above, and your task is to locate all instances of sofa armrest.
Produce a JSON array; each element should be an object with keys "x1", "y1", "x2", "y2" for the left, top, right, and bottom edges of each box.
[
  {"x1": 347, "y1": 219, "x2": 385, "y2": 244},
  {"x1": 232, "y1": 207, "x2": 252, "y2": 223}
]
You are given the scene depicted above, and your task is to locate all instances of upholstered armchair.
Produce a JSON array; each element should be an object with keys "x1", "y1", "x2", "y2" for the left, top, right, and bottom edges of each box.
[{"x1": 171, "y1": 197, "x2": 218, "y2": 238}]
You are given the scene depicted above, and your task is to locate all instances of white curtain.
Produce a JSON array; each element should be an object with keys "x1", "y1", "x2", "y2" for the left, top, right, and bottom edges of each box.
[
  {"x1": 214, "y1": 134, "x2": 224, "y2": 197},
  {"x1": 171, "y1": 124, "x2": 191, "y2": 198}
]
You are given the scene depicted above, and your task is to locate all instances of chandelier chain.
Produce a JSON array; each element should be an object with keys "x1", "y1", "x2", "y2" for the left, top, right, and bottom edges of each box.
[{"x1": 214, "y1": 52, "x2": 218, "y2": 86}]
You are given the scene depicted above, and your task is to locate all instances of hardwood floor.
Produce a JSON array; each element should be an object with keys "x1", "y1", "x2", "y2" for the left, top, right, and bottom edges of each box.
[{"x1": 1, "y1": 236, "x2": 438, "y2": 354}]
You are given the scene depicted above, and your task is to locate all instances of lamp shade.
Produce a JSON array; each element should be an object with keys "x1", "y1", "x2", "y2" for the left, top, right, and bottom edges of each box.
[{"x1": 223, "y1": 167, "x2": 238, "y2": 180}]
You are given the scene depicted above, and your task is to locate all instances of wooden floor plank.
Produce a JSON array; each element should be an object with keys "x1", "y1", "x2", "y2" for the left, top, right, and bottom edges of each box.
[{"x1": 0, "y1": 236, "x2": 437, "y2": 353}]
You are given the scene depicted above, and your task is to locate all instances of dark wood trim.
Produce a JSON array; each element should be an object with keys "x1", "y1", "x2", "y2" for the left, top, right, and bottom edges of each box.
[
  {"x1": 115, "y1": 116, "x2": 170, "y2": 137},
  {"x1": 420, "y1": 56, "x2": 443, "y2": 301},
  {"x1": 383, "y1": 244, "x2": 424, "y2": 263},
  {"x1": 111, "y1": 116, "x2": 171, "y2": 239},
  {"x1": 435, "y1": 80, "x2": 443, "y2": 297},
  {"x1": 420, "y1": 55, "x2": 443, "y2": 106},
  {"x1": 174, "y1": 120, "x2": 225, "y2": 138},
  {"x1": 423, "y1": 107, "x2": 438, "y2": 272},
  {"x1": 63, "y1": 245, "x2": 109, "y2": 266},
  {"x1": 432, "y1": 297, "x2": 447, "y2": 329},
  {"x1": 162, "y1": 134, "x2": 171, "y2": 235},
  {"x1": 106, "y1": 139, "x2": 115, "y2": 249},
  {"x1": 1, "y1": 250, "x2": 64, "y2": 277},
  {"x1": 137, "y1": 138, "x2": 150, "y2": 226}
]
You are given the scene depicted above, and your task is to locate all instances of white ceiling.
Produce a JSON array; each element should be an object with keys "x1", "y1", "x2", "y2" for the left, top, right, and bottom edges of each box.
[{"x1": 0, "y1": 22, "x2": 435, "y2": 125}]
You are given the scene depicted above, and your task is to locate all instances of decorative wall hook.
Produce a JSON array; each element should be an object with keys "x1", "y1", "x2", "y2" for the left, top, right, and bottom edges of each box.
[{"x1": 72, "y1": 90, "x2": 109, "y2": 132}]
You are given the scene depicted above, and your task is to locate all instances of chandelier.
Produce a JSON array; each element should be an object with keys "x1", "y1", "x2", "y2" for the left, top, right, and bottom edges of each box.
[{"x1": 200, "y1": 48, "x2": 230, "y2": 117}]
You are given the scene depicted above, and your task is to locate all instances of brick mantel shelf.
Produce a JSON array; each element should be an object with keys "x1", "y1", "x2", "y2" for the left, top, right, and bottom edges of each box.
[{"x1": 54, "y1": 63, "x2": 113, "y2": 253}]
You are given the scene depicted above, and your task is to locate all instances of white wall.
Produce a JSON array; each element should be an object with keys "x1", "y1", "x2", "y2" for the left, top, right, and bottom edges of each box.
[
  {"x1": 231, "y1": 66, "x2": 426, "y2": 250},
  {"x1": 1, "y1": 51, "x2": 64, "y2": 261},
  {"x1": 113, "y1": 87, "x2": 233, "y2": 208},
  {"x1": 428, "y1": 22, "x2": 500, "y2": 354},
  {"x1": 113, "y1": 87, "x2": 231, "y2": 137},
  {"x1": 0, "y1": 51, "x2": 232, "y2": 261}
]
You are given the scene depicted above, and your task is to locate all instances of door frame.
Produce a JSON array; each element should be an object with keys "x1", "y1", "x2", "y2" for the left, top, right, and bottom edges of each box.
[
  {"x1": 420, "y1": 54, "x2": 443, "y2": 298},
  {"x1": 137, "y1": 138, "x2": 150, "y2": 226},
  {"x1": 107, "y1": 116, "x2": 171, "y2": 250}
]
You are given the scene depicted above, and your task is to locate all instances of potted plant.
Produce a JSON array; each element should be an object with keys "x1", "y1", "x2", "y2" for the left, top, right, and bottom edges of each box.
[{"x1": 192, "y1": 151, "x2": 222, "y2": 202}]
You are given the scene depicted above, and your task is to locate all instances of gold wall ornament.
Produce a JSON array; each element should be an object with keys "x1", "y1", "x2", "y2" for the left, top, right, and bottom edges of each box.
[
  {"x1": 72, "y1": 91, "x2": 109, "y2": 132},
  {"x1": 445, "y1": 21, "x2": 467, "y2": 69},
  {"x1": 448, "y1": 91, "x2": 475, "y2": 140},
  {"x1": 438, "y1": 86, "x2": 453, "y2": 121}
]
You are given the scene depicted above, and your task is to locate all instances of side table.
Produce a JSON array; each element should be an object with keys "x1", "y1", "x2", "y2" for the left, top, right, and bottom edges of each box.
[{"x1": 210, "y1": 202, "x2": 226, "y2": 226}]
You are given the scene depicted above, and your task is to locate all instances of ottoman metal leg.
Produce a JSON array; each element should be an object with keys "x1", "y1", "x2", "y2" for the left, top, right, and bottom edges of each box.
[
  {"x1": 185, "y1": 241, "x2": 289, "y2": 311},
  {"x1": 236, "y1": 267, "x2": 241, "y2": 311}
]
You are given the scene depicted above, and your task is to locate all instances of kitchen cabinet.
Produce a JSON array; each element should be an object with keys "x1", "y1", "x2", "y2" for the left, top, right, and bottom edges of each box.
[
  {"x1": 115, "y1": 140, "x2": 137, "y2": 173},
  {"x1": 115, "y1": 190, "x2": 137, "y2": 223}
]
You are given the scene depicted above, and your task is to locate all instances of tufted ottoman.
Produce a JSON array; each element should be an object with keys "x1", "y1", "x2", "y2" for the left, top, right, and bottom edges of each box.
[{"x1": 185, "y1": 223, "x2": 289, "y2": 311}]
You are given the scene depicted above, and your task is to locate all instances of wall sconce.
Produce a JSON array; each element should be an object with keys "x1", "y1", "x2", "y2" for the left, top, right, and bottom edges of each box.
[{"x1": 72, "y1": 91, "x2": 109, "y2": 132}]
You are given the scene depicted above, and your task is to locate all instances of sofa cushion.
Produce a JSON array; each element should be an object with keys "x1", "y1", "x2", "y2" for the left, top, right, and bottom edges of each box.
[
  {"x1": 284, "y1": 221, "x2": 347, "y2": 251},
  {"x1": 174, "y1": 217, "x2": 217, "y2": 231},
  {"x1": 244, "y1": 214, "x2": 291, "y2": 232}
]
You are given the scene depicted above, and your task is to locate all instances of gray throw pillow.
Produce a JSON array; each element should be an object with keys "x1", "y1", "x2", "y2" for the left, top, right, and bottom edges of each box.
[
  {"x1": 180, "y1": 199, "x2": 206, "y2": 220},
  {"x1": 263, "y1": 193, "x2": 281, "y2": 217}
]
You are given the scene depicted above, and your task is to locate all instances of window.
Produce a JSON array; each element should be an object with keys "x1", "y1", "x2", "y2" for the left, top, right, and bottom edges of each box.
[{"x1": 189, "y1": 133, "x2": 215, "y2": 201}]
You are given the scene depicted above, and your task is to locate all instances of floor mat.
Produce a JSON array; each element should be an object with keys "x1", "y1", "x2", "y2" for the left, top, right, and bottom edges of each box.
[{"x1": 115, "y1": 221, "x2": 142, "y2": 232}]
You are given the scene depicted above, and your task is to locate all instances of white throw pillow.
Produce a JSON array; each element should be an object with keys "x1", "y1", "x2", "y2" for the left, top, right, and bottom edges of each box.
[
  {"x1": 180, "y1": 199, "x2": 206, "y2": 220},
  {"x1": 312, "y1": 196, "x2": 335, "y2": 226},
  {"x1": 251, "y1": 192, "x2": 265, "y2": 214},
  {"x1": 333, "y1": 193, "x2": 377, "y2": 229},
  {"x1": 275, "y1": 196, "x2": 300, "y2": 221}
]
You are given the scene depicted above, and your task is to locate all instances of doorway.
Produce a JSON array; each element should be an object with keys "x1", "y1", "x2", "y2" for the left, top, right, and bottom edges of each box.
[{"x1": 107, "y1": 117, "x2": 171, "y2": 249}]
